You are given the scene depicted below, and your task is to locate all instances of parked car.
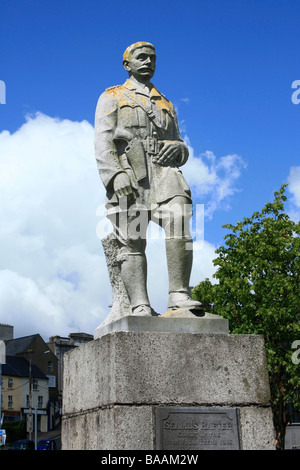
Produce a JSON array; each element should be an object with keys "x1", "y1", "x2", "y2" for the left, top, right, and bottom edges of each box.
[
  {"x1": 37, "y1": 439, "x2": 57, "y2": 450},
  {"x1": 0, "y1": 429, "x2": 7, "y2": 447},
  {"x1": 9, "y1": 439, "x2": 35, "y2": 450}
]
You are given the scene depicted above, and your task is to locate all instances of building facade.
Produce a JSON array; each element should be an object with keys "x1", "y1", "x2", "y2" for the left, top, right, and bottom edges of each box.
[
  {"x1": 2, "y1": 356, "x2": 49, "y2": 433},
  {"x1": 3, "y1": 334, "x2": 60, "y2": 434}
]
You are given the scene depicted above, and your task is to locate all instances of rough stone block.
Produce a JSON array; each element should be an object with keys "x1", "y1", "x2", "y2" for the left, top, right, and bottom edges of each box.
[
  {"x1": 62, "y1": 406, "x2": 154, "y2": 450},
  {"x1": 238, "y1": 406, "x2": 275, "y2": 450},
  {"x1": 62, "y1": 330, "x2": 275, "y2": 450}
]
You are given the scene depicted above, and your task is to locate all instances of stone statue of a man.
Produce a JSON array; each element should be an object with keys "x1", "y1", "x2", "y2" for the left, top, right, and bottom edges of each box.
[{"x1": 94, "y1": 41, "x2": 202, "y2": 317}]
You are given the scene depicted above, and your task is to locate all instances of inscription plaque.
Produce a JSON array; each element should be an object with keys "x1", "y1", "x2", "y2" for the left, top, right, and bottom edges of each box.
[{"x1": 155, "y1": 407, "x2": 240, "y2": 450}]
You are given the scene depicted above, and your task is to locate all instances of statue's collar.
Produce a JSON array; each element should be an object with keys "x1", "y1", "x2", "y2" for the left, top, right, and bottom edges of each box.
[{"x1": 124, "y1": 78, "x2": 161, "y2": 99}]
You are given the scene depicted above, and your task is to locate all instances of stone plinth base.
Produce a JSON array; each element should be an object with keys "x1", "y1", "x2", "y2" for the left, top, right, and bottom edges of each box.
[
  {"x1": 62, "y1": 327, "x2": 275, "y2": 450},
  {"x1": 94, "y1": 312, "x2": 229, "y2": 338}
]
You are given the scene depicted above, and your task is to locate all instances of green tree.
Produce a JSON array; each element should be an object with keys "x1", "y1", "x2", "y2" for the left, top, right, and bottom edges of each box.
[{"x1": 193, "y1": 184, "x2": 300, "y2": 450}]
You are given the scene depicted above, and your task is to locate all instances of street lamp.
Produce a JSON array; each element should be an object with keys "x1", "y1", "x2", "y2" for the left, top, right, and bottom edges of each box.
[
  {"x1": 25, "y1": 349, "x2": 51, "y2": 447},
  {"x1": 26, "y1": 349, "x2": 33, "y2": 441},
  {"x1": 0, "y1": 363, "x2": 2, "y2": 429},
  {"x1": 0, "y1": 341, "x2": 6, "y2": 431}
]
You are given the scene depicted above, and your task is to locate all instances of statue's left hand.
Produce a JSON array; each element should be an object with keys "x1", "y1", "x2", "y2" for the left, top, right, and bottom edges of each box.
[{"x1": 156, "y1": 141, "x2": 186, "y2": 166}]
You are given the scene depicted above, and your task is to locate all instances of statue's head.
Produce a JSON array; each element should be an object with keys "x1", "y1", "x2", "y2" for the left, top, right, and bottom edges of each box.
[{"x1": 123, "y1": 41, "x2": 156, "y2": 83}]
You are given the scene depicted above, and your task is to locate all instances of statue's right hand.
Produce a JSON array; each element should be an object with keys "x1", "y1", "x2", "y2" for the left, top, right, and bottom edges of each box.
[{"x1": 113, "y1": 172, "x2": 133, "y2": 199}]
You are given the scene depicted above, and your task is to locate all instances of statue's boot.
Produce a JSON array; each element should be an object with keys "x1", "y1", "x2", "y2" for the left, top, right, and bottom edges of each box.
[
  {"x1": 166, "y1": 238, "x2": 203, "y2": 312},
  {"x1": 119, "y1": 252, "x2": 156, "y2": 316}
]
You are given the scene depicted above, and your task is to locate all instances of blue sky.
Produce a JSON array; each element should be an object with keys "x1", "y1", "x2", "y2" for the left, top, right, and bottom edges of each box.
[{"x1": 0, "y1": 0, "x2": 299, "y2": 339}]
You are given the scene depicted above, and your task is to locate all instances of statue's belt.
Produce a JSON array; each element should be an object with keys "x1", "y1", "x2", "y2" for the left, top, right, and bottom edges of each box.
[
  {"x1": 142, "y1": 136, "x2": 162, "y2": 156},
  {"x1": 126, "y1": 136, "x2": 162, "y2": 157},
  {"x1": 124, "y1": 136, "x2": 162, "y2": 181}
]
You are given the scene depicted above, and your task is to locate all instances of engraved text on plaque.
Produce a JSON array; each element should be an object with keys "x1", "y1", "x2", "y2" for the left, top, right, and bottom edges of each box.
[{"x1": 156, "y1": 407, "x2": 240, "y2": 450}]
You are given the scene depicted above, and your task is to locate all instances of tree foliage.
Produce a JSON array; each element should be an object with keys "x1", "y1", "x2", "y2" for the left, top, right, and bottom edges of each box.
[{"x1": 193, "y1": 184, "x2": 300, "y2": 449}]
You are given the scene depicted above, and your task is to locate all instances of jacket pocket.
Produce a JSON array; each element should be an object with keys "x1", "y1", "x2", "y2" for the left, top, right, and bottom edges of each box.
[{"x1": 119, "y1": 104, "x2": 147, "y2": 128}]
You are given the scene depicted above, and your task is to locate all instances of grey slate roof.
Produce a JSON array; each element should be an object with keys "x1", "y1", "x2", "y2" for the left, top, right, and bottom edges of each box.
[
  {"x1": 2, "y1": 355, "x2": 48, "y2": 379},
  {"x1": 5, "y1": 334, "x2": 39, "y2": 356}
]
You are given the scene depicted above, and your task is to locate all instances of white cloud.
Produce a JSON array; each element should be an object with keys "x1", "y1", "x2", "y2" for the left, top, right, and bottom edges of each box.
[
  {"x1": 183, "y1": 138, "x2": 247, "y2": 218},
  {"x1": 0, "y1": 113, "x2": 109, "y2": 339},
  {"x1": 287, "y1": 166, "x2": 300, "y2": 221},
  {"x1": 0, "y1": 113, "x2": 243, "y2": 340},
  {"x1": 288, "y1": 166, "x2": 300, "y2": 206}
]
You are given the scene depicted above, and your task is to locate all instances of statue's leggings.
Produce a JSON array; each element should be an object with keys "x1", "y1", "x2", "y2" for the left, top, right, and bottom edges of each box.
[{"x1": 107, "y1": 196, "x2": 193, "y2": 309}]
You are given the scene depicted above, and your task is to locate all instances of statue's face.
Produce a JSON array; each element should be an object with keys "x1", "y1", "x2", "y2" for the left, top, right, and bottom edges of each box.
[{"x1": 124, "y1": 46, "x2": 156, "y2": 83}]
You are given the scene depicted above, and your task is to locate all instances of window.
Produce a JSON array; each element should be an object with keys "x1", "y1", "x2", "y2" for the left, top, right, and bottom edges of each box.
[
  {"x1": 47, "y1": 361, "x2": 53, "y2": 372},
  {"x1": 8, "y1": 378, "x2": 13, "y2": 389},
  {"x1": 8, "y1": 396, "x2": 13, "y2": 408},
  {"x1": 38, "y1": 396, "x2": 43, "y2": 408},
  {"x1": 33, "y1": 379, "x2": 38, "y2": 390}
]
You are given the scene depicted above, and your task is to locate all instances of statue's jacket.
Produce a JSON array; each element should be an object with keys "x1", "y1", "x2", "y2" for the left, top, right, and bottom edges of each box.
[{"x1": 94, "y1": 78, "x2": 191, "y2": 208}]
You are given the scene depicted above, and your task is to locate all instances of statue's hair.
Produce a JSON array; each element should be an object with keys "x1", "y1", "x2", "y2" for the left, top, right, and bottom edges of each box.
[{"x1": 123, "y1": 42, "x2": 155, "y2": 62}]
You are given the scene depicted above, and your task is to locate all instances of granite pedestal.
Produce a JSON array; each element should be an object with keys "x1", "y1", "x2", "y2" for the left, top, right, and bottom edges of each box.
[{"x1": 62, "y1": 313, "x2": 275, "y2": 450}]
